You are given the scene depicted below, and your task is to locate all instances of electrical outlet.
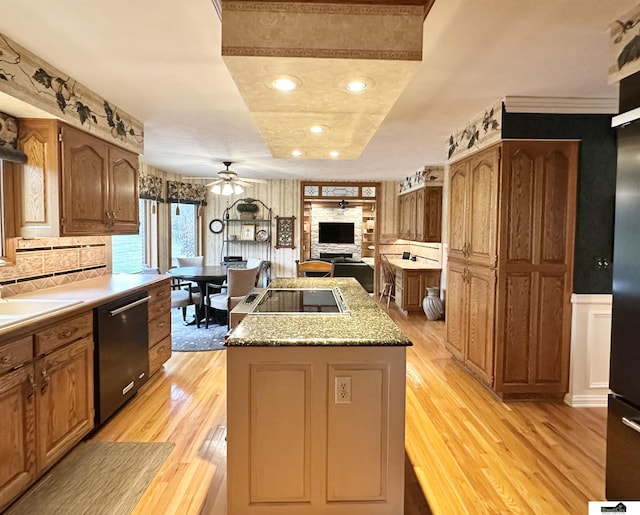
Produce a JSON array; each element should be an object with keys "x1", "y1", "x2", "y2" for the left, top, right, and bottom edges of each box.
[{"x1": 335, "y1": 376, "x2": 351, "y2": 404}]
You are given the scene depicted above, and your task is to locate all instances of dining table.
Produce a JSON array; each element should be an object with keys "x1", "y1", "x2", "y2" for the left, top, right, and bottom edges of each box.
[{"x1": 168, "y1": 265, "x2": 230, "y2": 325}]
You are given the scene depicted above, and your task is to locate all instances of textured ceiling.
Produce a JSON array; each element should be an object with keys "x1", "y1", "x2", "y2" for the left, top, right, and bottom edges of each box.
[{"x1": 0, "y1": 0, "x2": 635, "y2": 181}]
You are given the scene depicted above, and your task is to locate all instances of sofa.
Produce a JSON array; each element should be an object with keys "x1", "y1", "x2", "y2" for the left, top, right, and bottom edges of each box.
[{"x1": 316, "y1": 255, "x2": 374, "y2": 293}]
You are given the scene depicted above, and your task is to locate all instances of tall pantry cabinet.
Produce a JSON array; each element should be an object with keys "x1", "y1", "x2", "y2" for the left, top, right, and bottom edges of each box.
[{"x1": 445, "y1": 140, "x2": 578, "y2": 399}]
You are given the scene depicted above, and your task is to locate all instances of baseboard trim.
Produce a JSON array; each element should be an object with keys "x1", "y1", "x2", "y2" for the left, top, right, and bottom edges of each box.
[{"x1": 563, "y1": 393, "x2": 609, "y2": 408}]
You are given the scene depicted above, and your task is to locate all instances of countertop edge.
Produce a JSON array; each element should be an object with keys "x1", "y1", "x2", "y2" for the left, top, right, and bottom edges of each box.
[{"x1": 0, "y1": 274, "x2": 170, "y2": 341}]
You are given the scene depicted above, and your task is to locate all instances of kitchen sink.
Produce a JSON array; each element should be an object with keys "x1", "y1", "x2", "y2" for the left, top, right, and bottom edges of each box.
[{"x1": 0, "y1": 298, "x2": 83, "y2": 329}]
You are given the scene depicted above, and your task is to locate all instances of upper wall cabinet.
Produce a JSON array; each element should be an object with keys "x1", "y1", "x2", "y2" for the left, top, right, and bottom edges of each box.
[
  {"x1": 15, "y1": 119, "x2": 139, "y2": 237},
  {"x1": 397, "y1": 186, "x2": 442, "y2": 242}
]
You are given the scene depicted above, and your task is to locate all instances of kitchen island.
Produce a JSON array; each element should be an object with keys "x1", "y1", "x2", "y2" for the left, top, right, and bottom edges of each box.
[{"x1": 226, "y1": 277, "x2": 410, "y2": 515}]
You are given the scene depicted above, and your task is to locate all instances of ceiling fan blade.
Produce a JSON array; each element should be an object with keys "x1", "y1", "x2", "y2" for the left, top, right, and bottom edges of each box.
[
  {"x1": 205, "y1": 178, "x2": 224, "y2": 187},
  {"x1": 239, "y1": 177, "x2": 267, "y2": 184}
]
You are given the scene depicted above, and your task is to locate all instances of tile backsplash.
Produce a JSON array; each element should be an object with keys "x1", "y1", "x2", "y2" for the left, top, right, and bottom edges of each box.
[{"x1": 0, "y1": 236, "x2": 109, "y2": 296}]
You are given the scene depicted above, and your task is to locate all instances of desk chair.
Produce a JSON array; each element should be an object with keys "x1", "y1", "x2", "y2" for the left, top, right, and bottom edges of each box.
[
  {"x1": 206, "y1": 265, "x2": 261, "y2": 328},
  {"x1": 379, "y1": 255, "x2": 396, "y2": 308},
  {"x1": 296, "y1": 259, "x2": 334, "y2": 278}
]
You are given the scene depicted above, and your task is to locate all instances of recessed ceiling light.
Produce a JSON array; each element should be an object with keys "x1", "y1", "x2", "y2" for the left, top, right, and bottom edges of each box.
[
  {"x1": 270, "y1": 75, "x2": 301, "y2": 92},
  {"x1": 346, "y1": 80, "x2": 368, "y2": 92},
  {"x1": 330, "y1": 151, "x2": 340, "y2": 158},
  {"x1": 292, "y1": 150, "x2": 303, "y2": 157},
  {"x1": 309, "y1": 125, "x2": 327, "y2": 134}
]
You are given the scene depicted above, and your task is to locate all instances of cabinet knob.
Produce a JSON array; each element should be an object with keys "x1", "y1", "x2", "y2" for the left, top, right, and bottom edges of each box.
[{"x1": 0, "y1": 356, "x2": 9, "y2": 364}]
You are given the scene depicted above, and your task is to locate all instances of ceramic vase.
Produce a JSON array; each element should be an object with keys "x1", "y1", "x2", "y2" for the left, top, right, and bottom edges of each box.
[{"x1": 422, "y1": 287, "x2": 443, "y2": 321}]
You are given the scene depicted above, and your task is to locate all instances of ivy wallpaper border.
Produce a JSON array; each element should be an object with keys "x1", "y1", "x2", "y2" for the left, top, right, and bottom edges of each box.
[
  {"x1": 0, "y1": 32, "x2": 143, "y2": 154},
  {"x1": 608, "y1": 4, "x2": 640, "y2": 84},
  {"x1": 446, "y1": 100, "x2": 502, "y2": 162},
  {"x1": 398, "y1": 166, "x2": 444, "y2": 194}
]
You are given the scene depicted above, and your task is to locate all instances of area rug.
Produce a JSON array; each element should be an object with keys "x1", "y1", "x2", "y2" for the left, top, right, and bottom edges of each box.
[
  {"x1": 170, "y1": 307, "x2": 228, "y2": 352},
  {"x1": 5, "y1": 441, "x2": 174, "y2": 515}
]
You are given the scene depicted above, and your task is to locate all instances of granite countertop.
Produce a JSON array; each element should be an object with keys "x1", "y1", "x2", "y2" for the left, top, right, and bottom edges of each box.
[
  {"x1": 0, "y1": 273, "x2": 170, "y2": 340},
  {"x1": 387, "y1": 258, "x2": 442, "y2": 271},
  {"x1": 227, "y1": 277, "x2": 411, "y2": 347}
]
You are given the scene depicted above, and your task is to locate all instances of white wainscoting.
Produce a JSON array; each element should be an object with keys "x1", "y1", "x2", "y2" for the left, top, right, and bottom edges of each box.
[{"x1": 564, "y1": 294, "x2": 612, "y2": 407}]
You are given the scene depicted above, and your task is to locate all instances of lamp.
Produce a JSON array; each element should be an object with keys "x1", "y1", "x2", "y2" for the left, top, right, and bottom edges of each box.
[
  {"x1": 212, "y1": 184, "x2": 221, "y2": 194},
  {"x1": 234, "y1": 184, "x2": 244, "y2": 195}
]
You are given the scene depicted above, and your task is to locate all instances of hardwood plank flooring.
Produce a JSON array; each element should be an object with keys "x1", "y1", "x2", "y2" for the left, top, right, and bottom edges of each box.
[{"x1": 91, "y1": 304, "x2": 606, "y2": 514}]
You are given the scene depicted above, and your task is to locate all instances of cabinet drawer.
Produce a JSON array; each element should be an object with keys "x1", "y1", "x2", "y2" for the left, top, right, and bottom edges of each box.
[
  {"x1": 148, "y1": 284, "x2": 171, "y2": 306},
  {"x1": 35, "y1": 312, "x2": 93, "y2": 356},
  {"x1": 0, "y1": 336, "x2": 33, "y2": 373},
  {"x1": 148, "y1": 294, "x2": 171, "y2": 320},
  {"x1": 149, "y1": 335, "x2": 171, "y2": 376},
  {"x1": 148, "y1": 312, "x2": 171, "y2": 348}
]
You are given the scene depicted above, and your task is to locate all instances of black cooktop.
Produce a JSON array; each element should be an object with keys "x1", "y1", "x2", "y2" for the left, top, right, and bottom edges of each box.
[{"x1": 252, "y1": 288, "x2": 347, "y2": 314}]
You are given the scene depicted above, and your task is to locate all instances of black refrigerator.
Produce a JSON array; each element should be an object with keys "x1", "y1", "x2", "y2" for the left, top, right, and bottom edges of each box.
[{"x1": 607, "y1": 108, "x2": 640, "y2": 500}]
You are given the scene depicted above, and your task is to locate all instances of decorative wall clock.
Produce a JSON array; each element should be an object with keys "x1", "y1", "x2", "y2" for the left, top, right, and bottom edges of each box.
[{"x1": 209, "y1": 218, "x2": 224, "y2": 234}]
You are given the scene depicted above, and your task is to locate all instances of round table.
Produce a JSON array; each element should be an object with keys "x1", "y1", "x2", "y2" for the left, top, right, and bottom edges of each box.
[{"x1": 168, "y1": 266, "x2": 229, "y2": 324}]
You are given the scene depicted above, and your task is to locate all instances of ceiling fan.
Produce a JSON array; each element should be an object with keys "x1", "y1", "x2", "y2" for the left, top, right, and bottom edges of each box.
[{"x1": 204, "y1": 161, "x2": 265, "y2": 195}]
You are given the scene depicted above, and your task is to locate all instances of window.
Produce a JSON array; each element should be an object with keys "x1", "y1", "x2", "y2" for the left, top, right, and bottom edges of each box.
[
  {"x1": 170, "y1": 202, "x2": 200, "y2": 265},
  {"x1": 112, "y1": 199, "x2": 157, "y2": 273}
]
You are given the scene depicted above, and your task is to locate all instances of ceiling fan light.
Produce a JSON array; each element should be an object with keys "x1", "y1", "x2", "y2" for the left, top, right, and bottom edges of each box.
[
  {"x1": 222, "y1": 183, "x2": 234, "y2": 196},
  {"x1": 212, "y1": 184, "x2": 221, "y2": 194},
  {"x1": 234, "y1": 184, "x2": 244, "y2": 195}
]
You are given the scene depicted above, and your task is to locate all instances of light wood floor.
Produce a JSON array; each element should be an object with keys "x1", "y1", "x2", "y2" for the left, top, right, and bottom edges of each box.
[{"x1": 92, "y1": 303, "x2": 607, "y2": 515}]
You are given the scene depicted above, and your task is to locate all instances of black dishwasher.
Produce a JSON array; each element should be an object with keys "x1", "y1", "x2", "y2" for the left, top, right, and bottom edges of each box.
[{"x1": 94, "y1": 291, "x2": 150, "y2": 426}]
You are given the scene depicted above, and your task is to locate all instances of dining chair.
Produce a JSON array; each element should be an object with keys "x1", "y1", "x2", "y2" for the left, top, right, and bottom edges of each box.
[
  {"x1": 245, "y1": 258, "x2": 263, "y2": 285},
  {"x1": 176, "y1": 256, "x2": 204, "y2": 267},
  {"x1": 176, "y1": 256, "x2": 204, "y2": 292},
  {"x1": 206, "y1": 265, "x2": 261, "y2": 328},
  {"x1": 296, "y1": 259, "x2": 334, "y2": 278},
  {"x1": 379, "y1": 255, "x2": 396, "y2": 308},
  {"x1": 171, "y1": 278, "x2": 202, "y2": 326},
  {"x1": 139, "y1": 265, "x2": 202, "y2": 326}
]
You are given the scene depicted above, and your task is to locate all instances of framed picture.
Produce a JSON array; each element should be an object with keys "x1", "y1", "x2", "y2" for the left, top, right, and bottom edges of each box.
[
  {"x1": 240, "y1": 224, "x2": 255, "y2": 241},
  {"x1": 275, "y1": 215, "x2": 296, "y2": 249}
]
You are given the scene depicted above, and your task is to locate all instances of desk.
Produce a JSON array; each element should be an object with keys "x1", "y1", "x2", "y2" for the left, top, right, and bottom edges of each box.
[
  {"x1": 168, "y1": 266, "x2": 228, "y2": 317},
  {"x1": 387, "y1": 258, "x2": 441, "y2": 316}
]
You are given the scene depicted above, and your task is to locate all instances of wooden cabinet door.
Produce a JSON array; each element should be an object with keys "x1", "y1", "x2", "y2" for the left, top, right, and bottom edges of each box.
[
  {"x1": 36, "y1": 336, "x2": 94, "y2": 471},
  {"x1": 403, "y1": 270, "x2": 425, "y2": 312},
  {"x1": 406, "y1": 191, "x2": 416, "y2": 240},
  {"x1": 398, "y1": 193, "x2": 413, "y2": 239},
  {"x1": 464, "y1": 265, "x2": 496, "y2": 386},
  {"x1": 467, "y1": 145, "x2": 500, "y2": 267},
  {"x1": 495, "y1": 140, "x2": 578, "y2": 396},
  {"x1": 16, "y1": 119, "x2": 61, "y2": 238},
  {"x1": 60, "y1": 124, "x2": 109, "y2": 235},
  {"x1": 448, "y1": 160, "x2": 468, "y2": 261},
  {"x1": 444, "y1": 261, "x2": 466, "y2": 360},
  {"x1": 108, "y1": 145, "x2": 139, "y2": 234},
  {"x1": 415, "y1": 188, "x2": 425, "y2": 242},
  {"x1": 423, "y1": 187, "x2": 442, "y2": 242},
  {"x1": 0, "y1": 365, "x2": 36, "y2": 510}
]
